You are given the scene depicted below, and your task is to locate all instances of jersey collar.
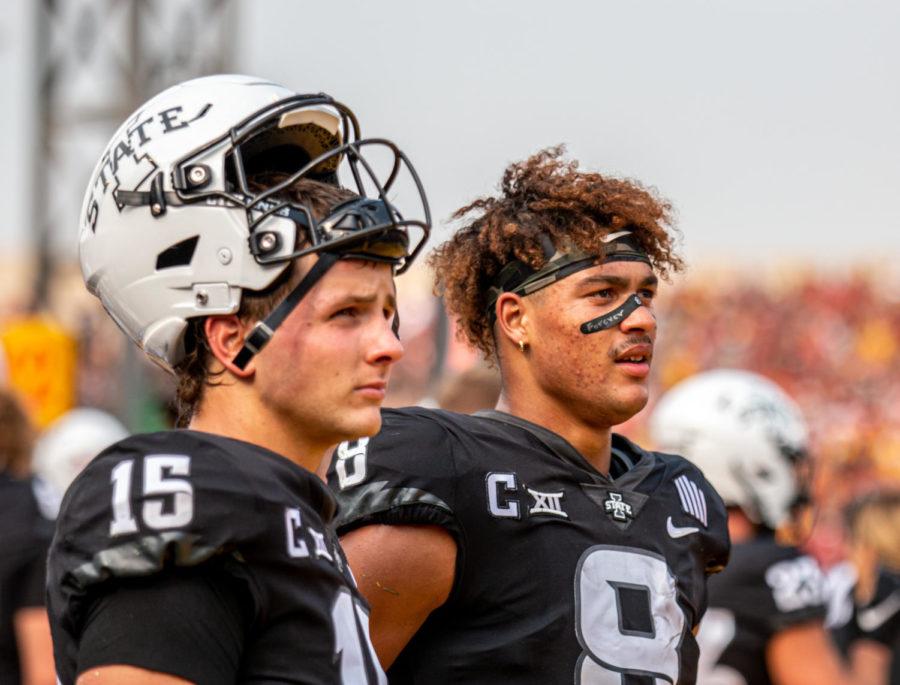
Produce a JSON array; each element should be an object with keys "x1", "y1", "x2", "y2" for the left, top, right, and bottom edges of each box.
[{"x1": 474, "y1": 410, "x2": 655, "y2": 488}]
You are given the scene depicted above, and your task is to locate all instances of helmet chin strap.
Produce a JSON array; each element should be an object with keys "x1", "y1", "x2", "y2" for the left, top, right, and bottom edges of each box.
[{"x1": 232, "y1": 252, "x2": 340, "y2": 370}]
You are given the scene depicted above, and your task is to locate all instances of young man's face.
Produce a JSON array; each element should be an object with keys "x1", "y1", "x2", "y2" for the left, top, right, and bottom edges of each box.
[
  {"x1": 522, "y1": 259, "x2": 658, "y2": 428},
  {"x1": 254, "y1": 258, "x2": 402, "y2": 447}
]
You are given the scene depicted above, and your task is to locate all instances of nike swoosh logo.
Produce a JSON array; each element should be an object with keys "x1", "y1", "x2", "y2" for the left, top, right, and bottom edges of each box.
[
  {"x1": 857, "y1": 591, "x2": 900, "y2": 632},
  {"x1": 667, "y1": 516, "x2": 700, "y2": 538}
]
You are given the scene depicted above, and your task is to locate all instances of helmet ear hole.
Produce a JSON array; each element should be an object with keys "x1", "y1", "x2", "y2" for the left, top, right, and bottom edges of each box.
[{"x1": 156, "y1": 236, "x2": 199, "y2": 270}]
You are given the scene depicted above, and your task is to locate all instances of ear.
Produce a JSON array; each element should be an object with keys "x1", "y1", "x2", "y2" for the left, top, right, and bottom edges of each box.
[
  {"x1": 495, "y1": 292, "x2": 530, "y2": 349},
  {"x1": 203, "y1": 315, "x2": 255, "y2": 379}
]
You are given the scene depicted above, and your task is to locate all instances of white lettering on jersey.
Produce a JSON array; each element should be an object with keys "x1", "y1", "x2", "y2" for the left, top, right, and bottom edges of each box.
[
  {"x1": 857, "y1": 591, "x2": 900, "y2": 632},
  {"x1": 109, "y1": 455, "x2": 194, "y2": 536},
  {"x1": 142, "y1": 455, "x2": 194, "y2": 529},
  {"x1": 603, "y1": 492, "x2": 633, "y2": 522},
  {"x1": 764, "y1": 555, "x2": 824, "y2": 612},
  {"x1": 575, "y1": 546, "x2": 686, "y2": 683},
  {"x1": 309, "y1": 527, "x2": 334, "y2": 562},
  {"x1": 332, "y1": 588, "x2": 387, "y2": 684},
  {"x1": 695, "y1": 608, "x2": 747, "y2": 684},
  {"x1": 285, "y1": 507, "x2": 310, "y2": 558},
  {"x1": 527, "y1": 488, "x2": 568, "y2": 518},
  {"x1": 335, "y1": 438, "x2": 369, "y2": 489},
  {"x1": 486, "y1": 472, "x2": 520, "y2": 519}
]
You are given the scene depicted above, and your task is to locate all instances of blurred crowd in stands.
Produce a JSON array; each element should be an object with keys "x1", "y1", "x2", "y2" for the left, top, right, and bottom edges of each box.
[
  {"x1": 641, "y1": 269, "x2": 900, "y2": 572},
  {"x1": 651, "y1": 270, "x2": 900, "y2": 482}
]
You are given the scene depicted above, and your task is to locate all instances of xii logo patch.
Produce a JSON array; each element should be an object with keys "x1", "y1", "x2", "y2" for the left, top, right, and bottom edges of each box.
[
  {"x1": 527, "y1": 487, "x2": 568, "y2": 518},
  {"x1": 603, "y1": 492, "x2": 634, "y2": 522}
]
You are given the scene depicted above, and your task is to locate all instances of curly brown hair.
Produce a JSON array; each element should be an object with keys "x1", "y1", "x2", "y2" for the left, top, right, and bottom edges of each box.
[
  {"x1": 429, "y1": 146, "x2": 683, "y2": 361},
  {"x1": 173, "y1": 176, "x2": 355, "y2": 427}
]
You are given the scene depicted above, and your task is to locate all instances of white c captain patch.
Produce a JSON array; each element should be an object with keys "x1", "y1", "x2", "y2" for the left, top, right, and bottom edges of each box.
[{"x1": 527, "y1": 487, "x2": 568, "y2": 518}]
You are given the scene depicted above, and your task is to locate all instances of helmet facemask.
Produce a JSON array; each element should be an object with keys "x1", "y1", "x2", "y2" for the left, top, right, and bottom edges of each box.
[{"x1": 83, "y1": 77, "x2": 431, "y2": 373}]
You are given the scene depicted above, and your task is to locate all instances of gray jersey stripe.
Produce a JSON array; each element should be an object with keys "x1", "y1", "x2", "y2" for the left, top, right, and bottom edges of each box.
[
  {"x1": 697, "y1": 483, "x2": 708, "y2": 525},
  {"x1": 685, "y1": 477, "x2": 703, "y2": 522},
  {"x1": 688, "y1": 479, "x2": 707, "y2": 526},
  {"x1": 674, "y1": 476, "x2": 690, "y2": 514},
  {"x1": 675, "y1": 476, "x2": 697, "y2": 519}
]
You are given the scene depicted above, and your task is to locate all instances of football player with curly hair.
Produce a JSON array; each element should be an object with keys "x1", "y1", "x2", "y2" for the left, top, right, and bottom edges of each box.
[{"x1": 328, "y1": 146, "x2": 729, "y2": 683}]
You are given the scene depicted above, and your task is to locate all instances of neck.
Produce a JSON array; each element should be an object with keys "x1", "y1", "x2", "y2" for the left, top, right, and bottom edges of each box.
[
  {"x1": 496, "y1": 386, "x2": 613, "y2": 475},
  {"x1": 190, "y1": 386, "x2": 330, "y2": 475}
]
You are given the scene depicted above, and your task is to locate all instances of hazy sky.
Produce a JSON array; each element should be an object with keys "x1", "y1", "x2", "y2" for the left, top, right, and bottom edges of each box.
[{"x1": 3, "y1": 0, "x2": 899, "y2": 268}]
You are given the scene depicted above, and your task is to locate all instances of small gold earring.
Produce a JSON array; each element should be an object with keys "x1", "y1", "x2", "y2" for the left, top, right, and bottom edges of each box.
[{"x1": 518, "y1": 340, "x2": 527, "y2": 353}]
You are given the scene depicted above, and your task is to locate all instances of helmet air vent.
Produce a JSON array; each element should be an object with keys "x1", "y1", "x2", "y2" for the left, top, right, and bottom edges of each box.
[{"x1": 156, "y1": 236, "x2": 199, "y2": 270}]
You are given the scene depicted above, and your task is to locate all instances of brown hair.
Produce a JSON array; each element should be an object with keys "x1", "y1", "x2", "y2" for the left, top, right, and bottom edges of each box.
[
  {"x1": 173, "y1": 176, "x2": 355, "y2": 426},
  {"x1": 0, "y1": 389, "x2": 35, "y2": 476},
  {"x1": 429, "y1": 146, "x2": 683, "y2": 361},
  {"x1": 846, "y1": 489, "x2": 900, "y2": 571}
]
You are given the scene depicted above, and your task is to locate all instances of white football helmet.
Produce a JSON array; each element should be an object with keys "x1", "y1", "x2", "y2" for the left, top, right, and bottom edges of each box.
[
  {"x1": 33, "y1": 408, "x2": 129, "y2": 509},
  {"x1": 649, "y1": 369, "x2": 809, "y2": 529},
  {"x1": 80, "y1": 74, "x2": 430, "y2": 372}
]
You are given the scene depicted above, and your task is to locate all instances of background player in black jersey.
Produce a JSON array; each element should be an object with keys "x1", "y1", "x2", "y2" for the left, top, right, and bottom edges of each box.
[
  {"x1": 651, "y1": 369, "x2": 861, "y2": 685},
  {"x1": 0, "y1": 389, "x2": 55, "y2": 685},
  {"x1": 831, "y1": 490, "x2": 900, "y2": 685},
  {"x1": 327, "y1": 147, "x2": 730, "y2": 683},
  {"x1": 47, "y1": 74, "x2": 430, "y2": 684}
]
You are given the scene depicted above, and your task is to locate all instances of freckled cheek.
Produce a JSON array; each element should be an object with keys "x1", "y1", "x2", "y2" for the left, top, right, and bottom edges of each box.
[{"x1": 552, "y1": 328, "x2": 611, "y2": 385}]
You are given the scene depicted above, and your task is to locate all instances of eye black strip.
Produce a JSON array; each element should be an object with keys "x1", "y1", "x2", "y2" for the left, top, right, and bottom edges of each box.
[{"x1": 580, "y1": 293, "x2": 643, "y2": 335}]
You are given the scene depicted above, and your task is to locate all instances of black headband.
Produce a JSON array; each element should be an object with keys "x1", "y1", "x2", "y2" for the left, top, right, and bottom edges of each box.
[{"x1": 486, "y1": 231, "x2": 651, "y2": 321}]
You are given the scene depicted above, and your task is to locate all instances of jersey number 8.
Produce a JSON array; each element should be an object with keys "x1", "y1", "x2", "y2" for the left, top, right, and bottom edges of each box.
[{"x1": 575, "y1": 545, "x2": 686, "y2": 684}]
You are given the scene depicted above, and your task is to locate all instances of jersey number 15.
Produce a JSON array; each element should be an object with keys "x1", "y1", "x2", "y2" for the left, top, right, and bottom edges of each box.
[{"x1": 109, "y1": 455, "x2": 194, "y2": 536}]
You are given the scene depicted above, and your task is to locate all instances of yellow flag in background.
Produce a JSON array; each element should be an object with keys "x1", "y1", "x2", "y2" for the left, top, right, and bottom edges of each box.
[{"x1": 1, "y1": 316, "x2": 77, "y2": 428}]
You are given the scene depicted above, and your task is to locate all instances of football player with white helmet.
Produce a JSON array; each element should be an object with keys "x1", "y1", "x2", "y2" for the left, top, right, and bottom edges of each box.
[
  {"x1": 651, "y1": 369, "x2": 860, "y2": 685},
  {"x1": 47, "y1": 74, "x2": 429, "y2": 685},
  {"x1": 327, "y1": 147, "x2": 730, "y2": 683},
  {"x1": 33, "y1": 407, "x2": 129, "y2": 517}
]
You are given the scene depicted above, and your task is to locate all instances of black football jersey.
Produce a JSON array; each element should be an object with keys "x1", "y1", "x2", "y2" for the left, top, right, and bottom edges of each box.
[
  {"x1": 48, "y1": 429, "x2": 385, "y2": 685},
  {"x1": 696, "y1": 534, "x2": 828, "y2": 685},
  {"x1": 830, "y1": 569, "x2": 900, "y2": 683},
  {"x1": 327, "y1": 408, "x2": 730, "y2": 684},
  {"x1": 0, "y1": 472, "x2": 55, "y2": 684}
]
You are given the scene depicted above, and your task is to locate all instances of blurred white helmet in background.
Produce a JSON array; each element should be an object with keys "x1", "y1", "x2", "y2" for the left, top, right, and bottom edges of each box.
[
  {"x1": 33, "y1": 408, "x2": 129, "y2": 509},
  {"x1": 649, "y1": 369, "x2": 809, "y2": 530}
]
